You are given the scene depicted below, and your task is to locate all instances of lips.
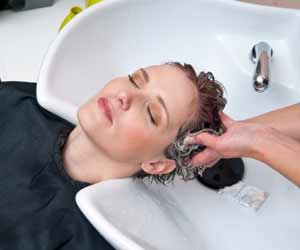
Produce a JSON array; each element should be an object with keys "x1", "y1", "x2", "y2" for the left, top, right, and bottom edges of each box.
[{"x1": 97, "y1": 97, "x2": 113, "y2": 123}]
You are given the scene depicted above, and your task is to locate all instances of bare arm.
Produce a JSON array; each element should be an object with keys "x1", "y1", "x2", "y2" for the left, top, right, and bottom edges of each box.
[
  {"x1": 242, "y1": 103, "x2": 300, "y2": 142},
  {"x1": 253, "y1": 127, "x2": 300, "y2": 185},
  {"x1": 187, "y1": 112, "x2": 300, "y2": 186}
]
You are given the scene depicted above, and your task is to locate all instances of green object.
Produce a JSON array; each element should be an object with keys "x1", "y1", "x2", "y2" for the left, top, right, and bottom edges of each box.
[
  {"x1": 59, "y1": 6, "x2": 83, "y2": 31},
  {"x1": 58, "y1": 0, "x2": 103, "y2": 32},
  {"x1": 86, "y1": 0, "x2": 103, "y2": 7}
]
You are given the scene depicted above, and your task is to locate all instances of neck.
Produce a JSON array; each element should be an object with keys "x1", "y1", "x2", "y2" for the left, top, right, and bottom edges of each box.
[{"x1": 62, "y1": 126, "x2": 140, "y2": 184}]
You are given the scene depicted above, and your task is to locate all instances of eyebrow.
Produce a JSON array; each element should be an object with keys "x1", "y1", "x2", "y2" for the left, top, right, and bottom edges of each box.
[
  {"x1": 140, "y1": 68, "x2": 149, "y2": 82},
  {"x1": 139, "y1": 68, "x2": 170, "y2": 128}
]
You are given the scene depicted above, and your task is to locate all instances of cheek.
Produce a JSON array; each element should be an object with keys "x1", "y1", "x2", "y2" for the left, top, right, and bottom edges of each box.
[
  {"x1": 119, "y1": 125, "x2": 152, "y2": 152},
  {"x1": 128, "y1": 128, "x2": 151, "y2": 148},
  {"x1": 116, "y1": 123, "x2": 169, "y2": 161}
]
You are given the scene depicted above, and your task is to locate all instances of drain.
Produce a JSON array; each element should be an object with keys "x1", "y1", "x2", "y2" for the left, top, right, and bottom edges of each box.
[{"x1": 197, "y1": 158, "x2": 245, "y2": 190}]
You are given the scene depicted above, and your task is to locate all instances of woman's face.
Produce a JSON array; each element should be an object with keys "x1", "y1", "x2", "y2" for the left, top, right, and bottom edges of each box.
[{"x1": 78, "y1": 64, "x2": 198, "y2": 165}]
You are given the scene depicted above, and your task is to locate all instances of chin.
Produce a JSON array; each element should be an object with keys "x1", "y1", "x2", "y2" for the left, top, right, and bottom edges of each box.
[
  {"x1": 77, "y1": 106, "x2": 89, "y2": 133},
  {"x1": 77, "y1": 105, "x2": 98, "y2": 137},
  {"x1": 77, "y1": 104, "x2": 113, "y2": 151}
]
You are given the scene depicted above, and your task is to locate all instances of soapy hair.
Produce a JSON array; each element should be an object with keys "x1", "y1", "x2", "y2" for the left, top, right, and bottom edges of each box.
[{"x1": 133, "y1": 62, "x2": 227, "y2": 185}]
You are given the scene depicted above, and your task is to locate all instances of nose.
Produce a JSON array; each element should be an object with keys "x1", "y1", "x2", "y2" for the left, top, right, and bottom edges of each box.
[{"x1": 117, "y1": 90, "x2": 132, "y2": 110}]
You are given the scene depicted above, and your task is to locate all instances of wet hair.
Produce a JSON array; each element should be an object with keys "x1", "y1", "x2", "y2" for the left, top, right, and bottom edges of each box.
[{"x1": 133, "y1": 62, "x2": 227, "y2": 185}]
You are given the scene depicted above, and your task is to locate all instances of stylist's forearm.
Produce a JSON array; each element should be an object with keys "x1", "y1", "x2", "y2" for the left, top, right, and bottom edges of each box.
[
  {"x1": 242, "y1": 104, "x2": 300, "y2": 142},
  {"x1": 252, "y1": 127, "x2": 300, "y2": 186}
]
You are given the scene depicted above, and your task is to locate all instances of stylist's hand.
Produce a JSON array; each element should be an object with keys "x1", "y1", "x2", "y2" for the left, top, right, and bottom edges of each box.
[{"x1": 185, "y1": 112, "x2": 267, "y2": 167}]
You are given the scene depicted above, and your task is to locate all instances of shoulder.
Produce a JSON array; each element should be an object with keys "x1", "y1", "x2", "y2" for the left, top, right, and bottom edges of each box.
[
  {"x1": 0, "y1": 81, "x2": 37, "y2": 110},
  {"x1": 0, "y1": 81, "x2": 37, "y2": 117},
  {"x1": 0, "y1": 81, "x2": 36, "y2": 97},
  {"x1": 0, "y1": 80, "x2": 74, "y2": 130}
]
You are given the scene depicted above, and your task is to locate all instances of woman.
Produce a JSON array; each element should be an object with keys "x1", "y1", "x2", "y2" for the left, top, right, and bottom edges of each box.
[
  {"x1": 186, "y1": 105, "x2": 300, "y2": 186},
  {"x1": 0, "y1": 62, "x2": 226, "y2": 250}
]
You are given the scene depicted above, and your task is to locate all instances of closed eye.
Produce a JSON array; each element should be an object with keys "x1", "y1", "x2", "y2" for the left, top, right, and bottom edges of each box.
[
  {"x1": 147, "y1": 106, "x2": 157, "y2": 125},
  {"x1": 128, "y1": 74, "x2": 139, "y2": 88},
  {"x1": 128, "y1": 74, "x2": 157, "y2": 126}
]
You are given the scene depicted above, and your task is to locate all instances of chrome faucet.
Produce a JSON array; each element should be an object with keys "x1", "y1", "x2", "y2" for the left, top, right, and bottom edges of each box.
[{"x1": 250, "y1": 42, "x2": 273, "y2": 92}]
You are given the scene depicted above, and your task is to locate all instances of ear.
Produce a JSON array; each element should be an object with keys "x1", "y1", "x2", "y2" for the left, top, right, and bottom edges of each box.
[{"x1": 141, "y1": 158, "x2": 176, "y2": 175}]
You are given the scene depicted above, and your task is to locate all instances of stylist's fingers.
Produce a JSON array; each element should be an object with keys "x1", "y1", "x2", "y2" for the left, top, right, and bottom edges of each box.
[
  {"x1": 204, "y1": 158, "x2": 221, "y2": 168},
  {"x1": 191, "y1": 148, "x2": 220, "y2": 166},
  {"x1": 185, "y1": 132, "x2": 219, "y2": 149},
  {"x1": 184, "y1": 112, "x2": 234, "y2": 146},
  {"x1": 220, "y1": 112, "x2": 235, "y2": 128}
]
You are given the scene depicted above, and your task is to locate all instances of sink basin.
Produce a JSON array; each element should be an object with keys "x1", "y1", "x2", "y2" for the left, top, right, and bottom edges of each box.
[
  {"x1": 36, "y1": 0, "x2": 300, "y2": 249},
  {"x1": 77, "y1": 173, "x2": 300, "y2": 250}
]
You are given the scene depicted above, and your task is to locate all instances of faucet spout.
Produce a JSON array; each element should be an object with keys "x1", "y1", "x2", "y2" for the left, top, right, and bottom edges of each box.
[{"x1": 251, "y1": 42, "x2": 273, "y2": 92}]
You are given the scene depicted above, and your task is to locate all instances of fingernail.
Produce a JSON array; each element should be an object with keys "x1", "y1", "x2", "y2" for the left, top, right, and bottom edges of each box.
[
  {"x1": 195, "y1": 135, "x2": 202, "y2": 143},
  {"x1": 183, "y1": 136, "x2": 196, "y2": 144}
]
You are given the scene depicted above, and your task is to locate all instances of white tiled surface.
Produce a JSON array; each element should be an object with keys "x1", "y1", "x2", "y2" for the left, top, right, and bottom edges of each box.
[{"x1": 0, "y1": 0, "x2": 84, "y2": 82}]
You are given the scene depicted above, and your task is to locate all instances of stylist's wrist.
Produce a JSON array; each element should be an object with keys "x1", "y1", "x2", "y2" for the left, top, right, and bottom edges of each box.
[{"x1": 249, "y1": 125, "x2": 277, "y2": 161}]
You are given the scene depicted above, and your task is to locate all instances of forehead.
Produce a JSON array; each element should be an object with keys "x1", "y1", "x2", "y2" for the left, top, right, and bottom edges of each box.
[{"x1": 143, "y1": 64, "x2": 198, "y2": 129}]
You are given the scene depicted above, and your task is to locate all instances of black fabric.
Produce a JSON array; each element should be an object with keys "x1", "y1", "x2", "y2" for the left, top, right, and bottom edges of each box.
[
  {"x1": 0, "y1": 1, "x2": 9, "y2": 10},
  {"x1": 0, "y1": 0, "x2": 54, "y2": 10},
  {"x1": 0, "y1": 81, "x2": 115, "y2": 250}
]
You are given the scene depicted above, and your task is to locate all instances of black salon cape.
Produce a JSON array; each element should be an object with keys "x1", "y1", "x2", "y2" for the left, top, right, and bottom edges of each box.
[{"x1": 0, "y1": 81, "x2": 114, "y2": 250}]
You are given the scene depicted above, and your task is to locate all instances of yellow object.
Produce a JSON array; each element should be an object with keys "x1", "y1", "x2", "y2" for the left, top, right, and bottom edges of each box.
[
  {"x1": 86, "y1": 0, "x2": 104, "y2": 7},
  {"x1": 59, "y1": 0, "x2": 103, "y2": 31},
  {"x1": 59, "y1": 6, "x2": 83, "y2": 31}
]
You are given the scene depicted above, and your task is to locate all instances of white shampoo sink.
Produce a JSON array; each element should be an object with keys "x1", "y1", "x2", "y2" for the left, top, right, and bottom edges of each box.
[{"x1": 37, "y1": 0, "x2": 300, "y2": 249}]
